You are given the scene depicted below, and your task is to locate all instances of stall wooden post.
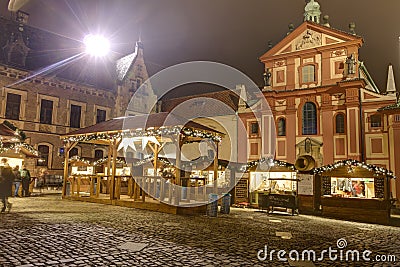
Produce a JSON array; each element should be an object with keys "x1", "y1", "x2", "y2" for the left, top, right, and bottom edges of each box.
[
  {"x1": 110, "y1": 139, "x2": 117, "y2": 200},
  {"x1": 96, "y1": 176, "x2": 100, "y2": 198},
  {"x1": 213, "y1": 141, "x2": 219, "y2": 195},
  {"x1": 175, "y1": 137, "x2": 182, "y2": 205},
  {"x1": 62, "y1": 141, "x2": 77, "y2": 198},
  {"x1": 77, "y1": 176, "x2": 81, "y2": 197},
  {"x1": 128, "y1": 177, "x2": 133, "y2": 198},
  {"x1": 106, "y1": 144, "x2": 112, "y2": 194}
]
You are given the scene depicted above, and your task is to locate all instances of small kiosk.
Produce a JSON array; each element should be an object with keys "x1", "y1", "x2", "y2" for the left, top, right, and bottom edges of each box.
[
  {"x1": 247, "y1": 158, "x2": 298, "y2": 214},
  {"x1": 314, "y1": 160, "x2": 396, "y2": 224}
]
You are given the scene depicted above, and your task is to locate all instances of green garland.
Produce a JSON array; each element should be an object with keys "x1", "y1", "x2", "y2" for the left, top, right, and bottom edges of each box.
[
  {"x1": 313, "y1": 159, "x2": 395, "y2": 178},
  {"x1": 62, "y1": 126, "x2": 222, "y2": 144}
]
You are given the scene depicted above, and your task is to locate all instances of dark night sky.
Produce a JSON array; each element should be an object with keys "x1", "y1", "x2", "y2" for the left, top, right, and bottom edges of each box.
[{"x1": 1, "y1": 0, "x2": 400, "y2": 95}]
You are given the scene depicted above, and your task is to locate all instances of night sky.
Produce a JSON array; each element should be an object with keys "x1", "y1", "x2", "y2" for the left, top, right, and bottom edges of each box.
[{"x1": 1, "y1": 0, "x2": 400, "y2": 95}]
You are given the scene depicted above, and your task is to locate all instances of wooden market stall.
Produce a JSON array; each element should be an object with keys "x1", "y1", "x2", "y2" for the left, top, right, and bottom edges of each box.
[
  {"x1": 0, "y1": 122, "x2": 39, "y2": 195},
  {"x1": 314, "y1": 160, "x2": 396, "y2": 224},
  {"x1": 60, "y1": 112, "x2": 224, "y2": 214},
  {"x1": 246, "y1": 158, "x2": 298, "y2": 214}
]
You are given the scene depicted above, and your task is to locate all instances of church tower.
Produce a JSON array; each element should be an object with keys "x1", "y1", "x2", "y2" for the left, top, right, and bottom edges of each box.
[{"x1": 304, "y1": 0, "x2": 321, "y2": 23}]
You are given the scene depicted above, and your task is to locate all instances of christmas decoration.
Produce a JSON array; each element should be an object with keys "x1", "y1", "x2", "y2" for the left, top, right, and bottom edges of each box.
[{"x1": 313, "y1": 159, "x2": 395, "y2": 178}]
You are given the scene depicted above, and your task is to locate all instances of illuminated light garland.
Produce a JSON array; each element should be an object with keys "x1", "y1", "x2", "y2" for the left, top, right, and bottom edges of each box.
[
  {"x1": 312, "y1": 159, "x2": 395, "y2": 178},
  {"x1": 131, "y1": 155, "x2": 174, "y2": 167},
  {"x1": 0, "y1": 142, "x2": 39, "y2": 157},
  {"x1": 62, "y1": 126, "x2": 222, "y2": 144},
  {"x1": 241, "y1": 157, "x2": 296, "y2": 172},
  {"x1": 68, "y1": 155, "x2": 92, "y2": 165},
  {"x1": 93, "y1": 157, "x2": 126, "y2": 166}
]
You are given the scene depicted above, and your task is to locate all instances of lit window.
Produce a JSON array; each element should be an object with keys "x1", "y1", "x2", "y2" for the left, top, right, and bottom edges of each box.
[
  {"x1": 302, "y1": 65, "x2": 315, "y2": 83},
  {"x1": 335, "y1": 114, "x2": 345, "y2": 133},
  {"x1": 38, "y1": 145, "x2": 49, "y2": 167},
  {"x1": 302, "y1": 102, "x2": 317, "y2": 135}
]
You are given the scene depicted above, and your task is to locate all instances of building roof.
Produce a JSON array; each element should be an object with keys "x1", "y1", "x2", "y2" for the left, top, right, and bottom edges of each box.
[
  {"x1": 62, "y1": 112, "x2": 223, "y2": 139},
  {"x1": 161, "y1": 89, "x2": 240, "y2": 114}
]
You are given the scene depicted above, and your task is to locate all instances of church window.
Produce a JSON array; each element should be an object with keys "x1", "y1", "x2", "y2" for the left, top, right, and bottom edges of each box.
[
  {"x1": 277, "y1": 118, "x2": 286, "y2": 136},
  {"x1": 302, "y1": 102, "x2": 317, "y2": 135},
  {"x1": 302, "y1": 65, "x2": 315, "y2": 83},
  {"x1": 335, "y1": 113, "x2": 345, "y2": 133},
  {"x1": 370, "y1": 114, "x2": 381, "y2": 128},
  {"x1": 250, "y1": 122, "x2": 259, "y2": 135}
]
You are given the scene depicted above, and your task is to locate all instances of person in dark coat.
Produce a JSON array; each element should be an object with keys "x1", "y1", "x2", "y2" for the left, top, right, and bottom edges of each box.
[
  {"x1": 20, "y1": 165, "x2": 31, "y2": 197},
  {"x1": 0, "y1": 158, "x2": 15, "y2": 213},
  {"x1": 12, "y1": 165, "x2": 21, "y2": 197}
]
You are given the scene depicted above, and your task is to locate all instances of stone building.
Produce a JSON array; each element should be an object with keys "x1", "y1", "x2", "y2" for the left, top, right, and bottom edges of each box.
[{"x1": 0, "y1": 10, "x2": 156, "y2": 176}]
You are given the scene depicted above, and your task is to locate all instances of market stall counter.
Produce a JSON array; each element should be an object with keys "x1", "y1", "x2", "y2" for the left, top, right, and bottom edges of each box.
[{"x1": 314, "y1": 160, "x2": 396, "y2": 225}]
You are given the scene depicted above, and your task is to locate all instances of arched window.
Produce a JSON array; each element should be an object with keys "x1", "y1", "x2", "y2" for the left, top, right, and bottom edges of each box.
[
  {"x1": 38, "y1": 145, "x2": 49, "y2": 167},
  {"x1": 302, "y1": 65, "x2": 315, "y2": 83},
  {"x1": 94, "y1": 149, "x2": 104, "y2": 160},
  {"x1": 302, "y1": 102, "x2": 317, "y2": 135},
  {"x1": 277, "y1": 118, "x2": 286, "y2": 136},
  {"x1": 70, "y1": 147, "x2": 79, "y2": 157},
  {"x1": 335, "y1": 113, "x2": 345, "y2": 134}
]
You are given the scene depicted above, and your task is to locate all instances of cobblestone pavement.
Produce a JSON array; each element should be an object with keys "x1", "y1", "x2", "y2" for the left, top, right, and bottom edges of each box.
[{"x1": 0, "y1": 194, "x2": 399, "y2": 267}]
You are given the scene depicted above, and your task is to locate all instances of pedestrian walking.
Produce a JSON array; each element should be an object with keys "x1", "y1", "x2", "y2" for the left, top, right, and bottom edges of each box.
[
  {"x1": 20, "y1": 165, "x2": 31, "y2": 197},
  {"x1": 0, "y1": 158, "x2": 15, "y2": 213},
  {"x1": 12, "y1": 165, "x2": 21, "y2": 197}
]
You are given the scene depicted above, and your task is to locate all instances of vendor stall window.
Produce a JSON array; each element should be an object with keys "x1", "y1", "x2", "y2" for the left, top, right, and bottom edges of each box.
[
  {"x1": 5, "y1": 93, "x2": 21, "y2": 120},
  {"x1": 325, "y1": 177, "x2": 377, "y2": 199}
]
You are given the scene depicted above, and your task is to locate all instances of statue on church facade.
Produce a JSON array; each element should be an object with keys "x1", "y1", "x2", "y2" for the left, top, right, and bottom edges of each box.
[
  {"x1": 344, "y1": 53, "x2": 357, "y2": 78},
  {"x1": 263, "y1": 68, "x2": 272, "y2": 87}
]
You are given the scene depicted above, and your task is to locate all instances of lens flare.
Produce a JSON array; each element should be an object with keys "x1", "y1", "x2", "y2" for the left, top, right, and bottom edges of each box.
[{"x1": 83, "y1": 34, "x2": 110, "y2": 57}]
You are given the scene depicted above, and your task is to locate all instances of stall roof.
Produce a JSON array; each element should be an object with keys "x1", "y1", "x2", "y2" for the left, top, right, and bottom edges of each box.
[
  {"x1": 0, "y1": 123, "x2": 20, "y2": 141},
  {"x1": 313, "y1": 160, "x2": 395, "y2": 178},
  {"x1": 61, "y1": 112, "x2": 223, "y2": 142}
]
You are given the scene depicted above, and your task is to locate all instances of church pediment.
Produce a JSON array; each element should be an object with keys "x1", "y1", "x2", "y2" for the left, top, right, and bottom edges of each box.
[{"x1": 260, "y1": 22, "x2": 363, "y2": 60}]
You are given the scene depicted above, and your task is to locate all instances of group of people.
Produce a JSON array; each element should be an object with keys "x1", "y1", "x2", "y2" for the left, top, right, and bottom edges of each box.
[{"x1": 0, "y1": 158, "x2": 31, "y2": 213}]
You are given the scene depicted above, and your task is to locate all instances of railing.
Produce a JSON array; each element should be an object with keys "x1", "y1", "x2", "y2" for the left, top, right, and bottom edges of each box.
[{"x1": 67, "y1": 175, "x2": 229, "y2": 206}]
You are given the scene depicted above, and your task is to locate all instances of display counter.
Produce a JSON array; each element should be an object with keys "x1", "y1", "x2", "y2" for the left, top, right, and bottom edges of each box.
[{"x1": 314, "y1": 160, "x2": 396, "y2": 225}]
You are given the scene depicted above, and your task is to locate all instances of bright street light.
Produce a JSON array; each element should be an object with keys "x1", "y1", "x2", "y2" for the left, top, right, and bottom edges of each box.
[{"x1": 83, "y1": 34, "x2": 110, "y2": 57}]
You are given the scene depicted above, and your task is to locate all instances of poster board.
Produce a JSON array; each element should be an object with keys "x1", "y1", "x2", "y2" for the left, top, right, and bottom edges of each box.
[{"x1": 297, "y1": 174, "x2": 314, "y2": 195}]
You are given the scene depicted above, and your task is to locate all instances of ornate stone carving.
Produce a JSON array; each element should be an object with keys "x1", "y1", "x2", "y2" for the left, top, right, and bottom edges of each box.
[{"x1": 295, "y1": 30, "x2": 322, "y2": 50}]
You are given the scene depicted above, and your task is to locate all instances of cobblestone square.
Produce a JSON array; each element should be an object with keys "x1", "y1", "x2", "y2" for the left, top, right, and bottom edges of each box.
[{"x1": 0, "y1": 195, "x2": 399, "y2": 266}]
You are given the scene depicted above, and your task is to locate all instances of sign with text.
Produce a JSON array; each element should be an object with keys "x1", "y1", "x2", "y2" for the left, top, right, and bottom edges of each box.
[{"x1": 297, "y1": 174, "x2": 314, "y2": 195}]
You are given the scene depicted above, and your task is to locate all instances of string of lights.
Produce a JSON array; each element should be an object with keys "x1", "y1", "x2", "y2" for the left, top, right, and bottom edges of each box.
[
  {"x1": 62, "y1": 126, "x2": 222, "y2": 144},
  {"x1": 312, "y1": 159, "x2": 395, "y2": 178}
]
